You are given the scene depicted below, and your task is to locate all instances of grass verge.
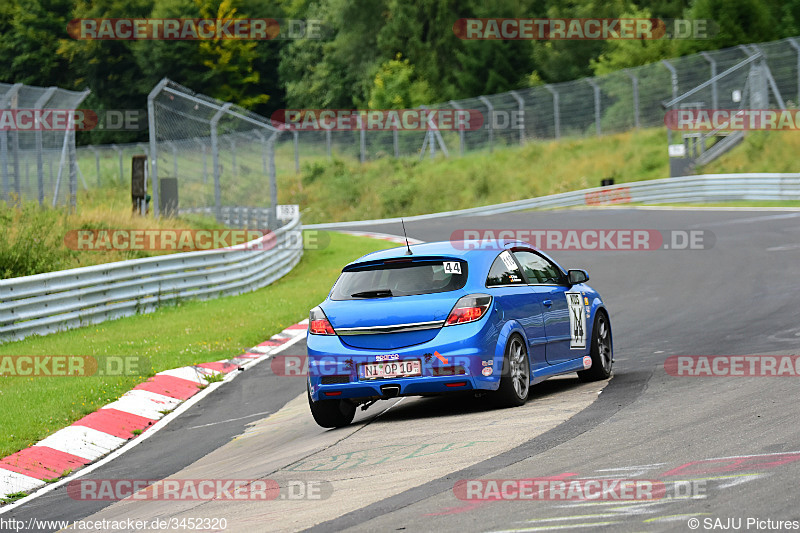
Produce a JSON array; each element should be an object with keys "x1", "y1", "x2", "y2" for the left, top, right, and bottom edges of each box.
[{"x1": 0, "y1": 231, "x2": 399, "y2": 458}]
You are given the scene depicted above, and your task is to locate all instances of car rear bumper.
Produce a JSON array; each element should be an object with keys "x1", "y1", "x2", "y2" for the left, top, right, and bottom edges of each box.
[{"x1": 306, "y1": 320, "x2": 501, "y2": 402}]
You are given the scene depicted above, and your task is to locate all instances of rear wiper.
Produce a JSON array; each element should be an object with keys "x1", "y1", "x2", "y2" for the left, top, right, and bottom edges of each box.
[{"x1": 350, "y1": 289, "x2": 393, "y2": 298}]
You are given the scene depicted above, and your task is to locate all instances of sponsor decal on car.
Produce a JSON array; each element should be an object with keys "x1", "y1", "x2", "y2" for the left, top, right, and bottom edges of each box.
[
  {"x1": 375, "y1": 354, "x2": 400, "y2": 362},
  {"x1": 583, "y1": 355, "x2": 592, "y2": 369},
  {"x1": 566, "y1": 292, "x2": 587, "y2": 349}
]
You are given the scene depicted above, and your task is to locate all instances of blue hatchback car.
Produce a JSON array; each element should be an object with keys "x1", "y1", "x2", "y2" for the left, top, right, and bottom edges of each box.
[{"x1": 306, "y1": 239, "x2": 612, "y2": 428}]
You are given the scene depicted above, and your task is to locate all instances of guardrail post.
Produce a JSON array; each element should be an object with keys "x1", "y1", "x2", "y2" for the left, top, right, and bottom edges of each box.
[
  {"x1": 478, "y1": 96, "x2": 494, "y2": 152},
  {"x1": 210, "y1": 102, "x2": 232, "y2": 222},
  {"x1": 509, "y1": 90, "x2": 525, "y2": 145},
  {"x1": 624, "y1": 70, "x2": 640, "y2": 129},
  {"x1": 147, "y1": 78, "x2": 169, "y2": 218},
  {"x1": 544, "y1": 85, "x2": 560, "y2": 140},
  {"x1": 34, "y1": 87, "x2": 57, "y2": 206}
]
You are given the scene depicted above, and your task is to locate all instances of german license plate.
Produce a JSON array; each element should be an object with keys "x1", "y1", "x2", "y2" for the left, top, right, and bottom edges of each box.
[{"x1": 361, "y1": 360, "x2": 421, "y2": 379}]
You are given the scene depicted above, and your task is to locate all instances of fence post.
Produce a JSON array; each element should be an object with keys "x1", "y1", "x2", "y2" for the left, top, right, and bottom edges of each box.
[
  {"x1": 89, "y1": 145, "x2": 101, "y2": 187},
  {"x1": 326, "y1": 130, "x2": 332, "y2": 159},
  {"x1": 449, "y1": 100, "x2": 465, "y2": 156},
  {"x1": 67, "y1": 115, "x2": 77, "y2": 212},
  {"x1": 293, "y1": 130, "x2": 300, "y2": 173},
  {"x1": 788, "y1": 38, "x2": 800, "y2": 105},
  {"x1": 625, "y1": 70, "x2": 640, "y2": 128},
  {"x1": 0, "y1": 84, "x2": 22, "y2": 203},
  {"x1": 253, "y1": 130, "x2": 267, "y2": 175},
  {"x1": 194, "y1": 138, "x2": 208, "y2": 183},
  {"x1": 478, "y1": 96, "x2": 494, "y2": 152},
  {"x1": 210, "y1": 102, "x2": 232, "y2": 222},
  {"x1": 34, "y1": 87, "x2": 57, "y2": 206},
  {"x1": 544, "y1": 85, "x2": 560, "y2": 140},
  {"x1": 111, "y1": 144, "x2": 123, "y2": 184},
  {"x1": 661, "y1": 60, "x2": 678, "y2": 148},
  {"x1": 228, "y1": 137, "x2": 237, "y2": 177},
  {"x1": 147, "y1": 78, "x2": 169, "y2": 217},
  {"x1": 586, "y1": 79, "x2": 601, "y2": 135},
  {"x1": 359, "y1": 115, "x2": 366, "y2": 163},
  {"x1": 509, "y1": 90, "x2": 525, "y2": 145},
  {"x1": 268, "y1": 131, "x2": 279, "y2": 229},
  {"x1": 699, "y1": 52, "x2": 718, "y2": 110}
]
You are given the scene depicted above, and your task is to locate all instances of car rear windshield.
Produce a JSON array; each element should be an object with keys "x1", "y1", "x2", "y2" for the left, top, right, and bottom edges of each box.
[{"x1": 330, "y1": 260, "x2": 468, "y2": 300}]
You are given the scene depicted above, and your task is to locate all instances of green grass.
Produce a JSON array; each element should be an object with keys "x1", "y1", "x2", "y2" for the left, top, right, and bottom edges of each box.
[
  {"x1": 272, "y1": 128, "x2": 800, "y2": 223},
  {"x1": 0, "y1": 185, "x2": 225, "y2": 279},
  {"x1": 0, "y1": 231, "x2": 399, "y2": 458}
]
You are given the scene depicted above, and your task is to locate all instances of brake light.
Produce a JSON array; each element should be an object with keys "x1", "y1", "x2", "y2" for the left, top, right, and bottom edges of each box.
[
  {"x1": 309, "y1": 306, "x2": 335, "y2": 335},
  {"x1": 445, "y1": 294, "x2": 492, "y2": 326}
]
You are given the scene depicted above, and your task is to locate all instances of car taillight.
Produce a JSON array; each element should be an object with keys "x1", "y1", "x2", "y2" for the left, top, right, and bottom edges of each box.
[
  {"x1": 445, "y1": 294, "x2": 492, "y2": 326},
  {"x1": 309, "y1": 306, "x2": 335, "y2": 335}
]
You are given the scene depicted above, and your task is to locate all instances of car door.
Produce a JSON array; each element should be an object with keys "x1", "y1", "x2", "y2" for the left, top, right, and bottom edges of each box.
[
  {"x1": 511, "y1": 249, "x2": 579, "y2": 365},
  {"x1": 484, "y1": 251, "x2": 547, "y2": 369}
]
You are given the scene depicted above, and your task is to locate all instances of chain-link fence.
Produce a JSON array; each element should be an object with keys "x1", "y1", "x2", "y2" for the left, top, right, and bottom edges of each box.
[
  {"x1": 287, "y1": 35, "x2": 800, "y2": 162},
  {"x1": 0, "y1": 83, "x2": 90, "y2": 209},
  {"x1": 147, "y1": 79, "x2": 282, "y2": 226},
  {"x1": 70, "y1": 35, "x2": 800, "y2": 216}
]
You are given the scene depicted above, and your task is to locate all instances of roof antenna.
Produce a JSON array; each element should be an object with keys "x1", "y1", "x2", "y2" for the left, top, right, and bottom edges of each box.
[{"x1": 401, "y1": 218, "x2": 413, "y2": 255}]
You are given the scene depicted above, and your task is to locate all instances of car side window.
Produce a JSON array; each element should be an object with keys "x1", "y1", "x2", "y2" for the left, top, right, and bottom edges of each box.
[
  {"x1": 486, "y1": 251, "x2": 526, "y2": 286},
  {"x1": 512, "y1": 250, "x2": 566, "y2": 285}
]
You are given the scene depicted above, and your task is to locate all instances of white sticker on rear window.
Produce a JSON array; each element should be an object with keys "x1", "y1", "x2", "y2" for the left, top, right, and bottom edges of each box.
[
  {"x1": 500, "y1": 251, "x2": 518, "y2": 271},
  {"x1": 566, "y1": 292, "x2": 586, "y2": 349},
  {"x1": 443, "y1": 261, "x2": 462, "y2": 275}
]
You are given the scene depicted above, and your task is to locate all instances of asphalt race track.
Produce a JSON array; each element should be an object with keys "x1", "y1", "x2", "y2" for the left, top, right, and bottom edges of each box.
[{"x1": 5, "y1": 207, "x2": 800, "y2": 532}]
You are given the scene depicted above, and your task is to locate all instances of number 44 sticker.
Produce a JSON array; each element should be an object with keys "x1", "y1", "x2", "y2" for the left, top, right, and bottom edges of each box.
[
  {"x1": 443, "y1": 261, "x2": 462, "y2": 274},
  {"x1": 566, "y1": 292, "x2": 586, "y2": 349}
]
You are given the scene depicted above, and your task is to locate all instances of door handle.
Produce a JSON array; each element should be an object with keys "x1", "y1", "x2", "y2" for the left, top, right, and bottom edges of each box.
[{"x1": 543, "y1": 300, "x2": 552, "y2": 307}]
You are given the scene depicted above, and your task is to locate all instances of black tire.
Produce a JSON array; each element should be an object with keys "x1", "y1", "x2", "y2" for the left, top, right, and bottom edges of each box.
[
  {"x1": 307, "y1": 385, "x2": 356, "y2": 428},
  {"x1": 492, "y1": 334, "x2": 530, "y2": 407},
  {"x1": 577, "y1": 311, "x2": 613, "y2": 382}
]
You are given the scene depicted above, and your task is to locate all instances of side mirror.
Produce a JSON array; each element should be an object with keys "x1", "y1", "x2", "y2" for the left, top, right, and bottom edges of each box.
[{"x1": 568, "y1": 269, "x2": 589, "y2": 285}]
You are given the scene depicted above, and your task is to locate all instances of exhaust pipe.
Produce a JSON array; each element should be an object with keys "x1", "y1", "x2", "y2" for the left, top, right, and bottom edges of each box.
[{"x1": 381, "y1": 385, "x2": 400, "y2": 398}]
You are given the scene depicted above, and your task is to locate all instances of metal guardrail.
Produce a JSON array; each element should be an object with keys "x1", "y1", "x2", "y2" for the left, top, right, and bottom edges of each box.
[
  {"x1": 303, "y1": 173, "x2": 800, "y2": 229},
  {"x1": 178, "y1": 206, "x2": 273, "y2": 228},
  {"x1": 0, "y1": 215, "x2": 303, "y2": 343}
]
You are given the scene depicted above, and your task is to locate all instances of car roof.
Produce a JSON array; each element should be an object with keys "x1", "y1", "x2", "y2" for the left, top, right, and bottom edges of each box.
[{"x1": 348, "y1": 239, "x2": 535, "y2": 267}]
